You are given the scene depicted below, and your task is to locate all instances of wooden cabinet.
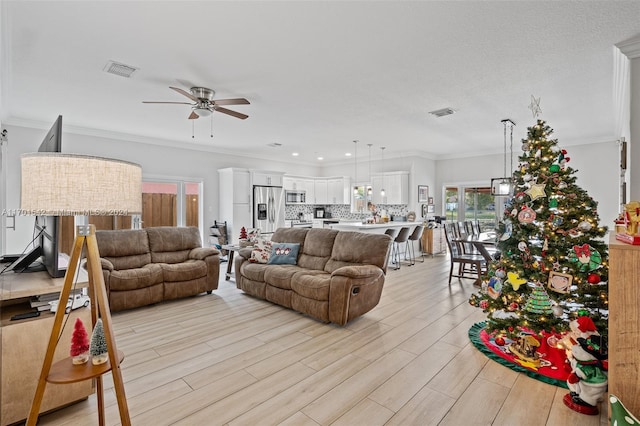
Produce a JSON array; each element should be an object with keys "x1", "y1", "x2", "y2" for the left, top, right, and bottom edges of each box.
[
  {"x1": 371, "y1": 172, "x2": 409, "y2": 205},
  {"x1": 1, "y1": 272, "x2": 94, "y2": 426},
  {"x1": 421, "y1": 226, "x2": 445, "y2": 256},
  {"x1": 608, "y1": 234, "x2": 640, "y2": 417}
]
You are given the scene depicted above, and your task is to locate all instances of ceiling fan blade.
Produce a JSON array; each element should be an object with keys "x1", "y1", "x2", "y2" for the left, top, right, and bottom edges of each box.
[
  {"x1": 188, "y1": 111, "x2": 199, "y2": 120},
  {"x1": 170, "y1": 86, "x2": 199, "y2": 102},
  {"x1": 142, "y1": 101, "x2": 192, "y2": 104},
  {"x1": 212, "y1": 98, "x2": 250, "y2": 106},
  {"x1": 215, "y1": 107, "x2": 249, "y2": 120}
]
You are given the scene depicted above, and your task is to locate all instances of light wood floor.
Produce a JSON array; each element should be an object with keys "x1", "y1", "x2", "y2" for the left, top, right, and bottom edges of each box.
[{"x1": 37, "y1": 254, "x2": 609, "y2": 425}]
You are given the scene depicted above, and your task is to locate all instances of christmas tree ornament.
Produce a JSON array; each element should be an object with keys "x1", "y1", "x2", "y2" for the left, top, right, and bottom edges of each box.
[
  {"x1": 525, "y1": 183, "x2": 547, "y2": 201},
  {"x1": 558, "y1": 181, "x2": 568, "y2": 189},
  {"x1": 70, "y1": 318, "x2": 90, "y2": 365},
  {"x1": 506, "y1": 272, "x2": 527, "y2": 291},
  {"x1": 552, "y1": 305, "x2": 564, "y2": 317},
  {"x1": 578, "y1": 221, "x2": 592, "y2": 232},
  {"x1": 522, "y1": 142, "x2": 530, "y2": 152},
  {"x1": 508, "y1": 302, "x2": 519, "y2": 311},
  {"x1": 569, "y1": 244, "x2": 602, "y2": 272},
  {"x1": 524, "y1": 283, "x2": 554, "y2": 315},
  {"x1": 479, "y1": 300, "x2": 489, "y2": 310},
  {"x1": 487, "y1": 277, "x2": 503, "y2": 299},
  {"x1": 587, "y1": 273, "x2": 601, "y2": 284},
  {"x1": 495, "y1": 268, "x2": 506, "y2": 279},
  {"x1": 552, "y1": 216, "x2": 564, "y2": 227},
  {"x1": 549, "y1": 198, "x2": 558, "y2": 209},
  {"x1": 518, "y1": 206, "x2": 536, "y2": 224},
  {"x1": 549, "y1": 164, "x2": 560, "y2": 173},
  {"x1": 90, "y1": 319, "x2": 109, "y2": 365},
  {"x1": 494, "y1": 336, "x2": 506, "y2": 346}
]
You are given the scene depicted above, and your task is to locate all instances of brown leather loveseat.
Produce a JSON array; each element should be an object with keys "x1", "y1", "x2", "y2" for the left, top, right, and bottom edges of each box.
[
  {"x1": 235, "y1": 227, "x2": 392, "y2": 325},
  {"x1": 95, "y1": 226, "x2": 220, "y2": 311}
]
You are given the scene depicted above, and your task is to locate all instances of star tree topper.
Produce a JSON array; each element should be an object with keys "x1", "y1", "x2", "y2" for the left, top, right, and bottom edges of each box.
[{"x1": 529, "y1": 95, "x2": 542, "y2": 118}]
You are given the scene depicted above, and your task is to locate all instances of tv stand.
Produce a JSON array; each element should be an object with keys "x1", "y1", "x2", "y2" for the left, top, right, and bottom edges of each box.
[{"x1": 1, "y1": 270, "x2": 92, "y2": 425}]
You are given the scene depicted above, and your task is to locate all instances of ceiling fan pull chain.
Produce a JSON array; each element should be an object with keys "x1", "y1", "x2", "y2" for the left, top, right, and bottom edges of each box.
[
  {"x1": 210, "y1": 114, "x2": 214, "y2": 138},
  {"x1": 192, "y1": 120, "x2": 195, "y2": 139}
]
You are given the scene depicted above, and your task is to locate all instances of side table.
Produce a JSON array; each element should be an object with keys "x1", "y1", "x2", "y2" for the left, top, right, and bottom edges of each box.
[{"x1": 221, "y1": 244, "x2": 251, "y2": 280}]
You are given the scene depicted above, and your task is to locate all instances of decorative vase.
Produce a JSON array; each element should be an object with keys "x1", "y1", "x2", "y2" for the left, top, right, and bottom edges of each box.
[
  {"x1": 72, "y1": 351, "x2": 89, "y2": 365},
  {"x1": 91, "y1": 352, "x2": 109, "y2": 365}
]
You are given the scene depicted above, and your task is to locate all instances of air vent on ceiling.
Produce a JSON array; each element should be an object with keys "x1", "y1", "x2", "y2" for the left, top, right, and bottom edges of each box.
[
  {"x1": 429, "y1": 107, "x2": 456, "y2": 118},
  {"x1": 267, "y1": 143, "x2": 282, "y2": 148},
  {"x1": 103, "y1": 60, "x2": 139, "y2": 78}
]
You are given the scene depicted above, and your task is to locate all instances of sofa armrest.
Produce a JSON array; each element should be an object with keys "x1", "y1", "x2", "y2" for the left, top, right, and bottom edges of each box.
[
  {"x1": 329, "y1": 265, "x2": 385, "y2": 325},
  {"x1": 331, "y1": 264, "x2": 383, "y2": 279},
  {"x1": 189, "y1": 247, "x2": 220, "y2": 260},
  {"x1": 100, "y1": 258, "x2": 114, "y2": 271},
  {"x1": 237, "y1": 247, "x2": 254, "y2": 259}
]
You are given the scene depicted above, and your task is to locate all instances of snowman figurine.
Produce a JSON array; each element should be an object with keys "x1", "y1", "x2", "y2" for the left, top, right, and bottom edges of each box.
[{"x1": 563, "y1": 334, "x2": 608, "y2": 415}]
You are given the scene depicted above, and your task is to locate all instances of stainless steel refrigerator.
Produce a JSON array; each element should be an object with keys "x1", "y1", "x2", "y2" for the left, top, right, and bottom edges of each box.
[{"x1": 253, "y1": 185, "x2": 285, "y2": 235}]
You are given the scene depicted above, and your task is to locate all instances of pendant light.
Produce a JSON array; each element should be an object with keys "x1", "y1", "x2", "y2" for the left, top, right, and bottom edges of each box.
[
  {"x1": 367, "y1": 143, "x2": 373, "y2": 195},
  {"x1": 380, "y1": 146, "x2": 386, "y2": 197},
  {"x1": 353, "y1": 140, "x2": 358, "y2": 194},
  {"x1": 490, "y1": 119, "x2": 516, "y2": 196}
]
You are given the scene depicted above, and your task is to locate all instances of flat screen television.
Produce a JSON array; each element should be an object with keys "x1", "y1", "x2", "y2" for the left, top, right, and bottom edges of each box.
[{"x1": 11, "y1": 115, "x2": 67, "y2": 277}]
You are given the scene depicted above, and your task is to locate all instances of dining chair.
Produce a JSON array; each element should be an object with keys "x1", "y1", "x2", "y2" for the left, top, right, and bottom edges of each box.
[
  {"x1": 443, "y1": 223, "x2": 486, "y2": 284},
  {"x1": 406, "y1": 225, "x2": 425, "y2": 265},
  {"x1": 471, "y1": 219, "x2": 481, "y2": 235}
]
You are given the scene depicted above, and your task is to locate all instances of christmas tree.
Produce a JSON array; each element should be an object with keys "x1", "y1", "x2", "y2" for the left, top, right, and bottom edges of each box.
[
  {"x1": 90, "y1": 318, "x2": 109, "y2": 365},
  {"x1": 70, "y1": 318, "x2": 90, "y2": 364},
  {"x1": 470, "y1": 119, "x2": 609, "y2": 340}
]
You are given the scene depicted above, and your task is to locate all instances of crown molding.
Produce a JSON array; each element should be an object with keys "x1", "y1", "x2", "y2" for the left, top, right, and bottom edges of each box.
[{"x1": 617, "y1": 35, "x2": 640, "y2": 59}]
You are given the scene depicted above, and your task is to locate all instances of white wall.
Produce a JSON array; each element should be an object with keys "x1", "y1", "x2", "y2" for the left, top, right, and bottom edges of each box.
[
  {"x1": 3, "y1": 123, "x2": 320, "y2": 253},
  {"x1": 435, "y1": 141, "x2": 619, "y2": 232}
]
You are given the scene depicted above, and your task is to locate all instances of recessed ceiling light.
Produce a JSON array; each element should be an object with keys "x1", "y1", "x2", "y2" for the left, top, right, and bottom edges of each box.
[
  {"x1": 292, "y1": 152, "x2": 299, "y2": 156},
  {"x1": 317, "y1": 156, "x2": 323, "y2": 161},
  {"x1": 345, "y1": 152, "x2": 352, "y2": 157}
]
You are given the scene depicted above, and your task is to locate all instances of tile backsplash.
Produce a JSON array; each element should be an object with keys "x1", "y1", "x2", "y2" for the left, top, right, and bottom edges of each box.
[{"x1": 285, "y1": 204, "x2": 409, "y2": 221}]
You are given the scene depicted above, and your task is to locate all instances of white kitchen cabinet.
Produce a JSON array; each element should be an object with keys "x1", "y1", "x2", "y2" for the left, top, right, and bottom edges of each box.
[
  {"x1": 283, "y1": 176, "x2": 296, "y2": 191},
  {"x1": 327, "y1": 177, "x2": 349, "y2": 204},
  {"x1": 314, "y1": 179, "x2": 328, "y2": 204},
  {"x1": 371, "y1": 172, "x2": 409, "y2": 205},
  {"x1": 301, "y1": 178, "x2": 315, "y2": 204},
  {"x1": 251, "y1": 171, "x2": 284, "y2": 187},
  {"x1": 218, "y1": 168, "x2": 252, "y2": 245}
]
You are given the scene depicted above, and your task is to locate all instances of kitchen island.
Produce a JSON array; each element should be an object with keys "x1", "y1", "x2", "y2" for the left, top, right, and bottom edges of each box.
[{"x1": 329, "y1": 221, "x2": 420, "y2": 234}]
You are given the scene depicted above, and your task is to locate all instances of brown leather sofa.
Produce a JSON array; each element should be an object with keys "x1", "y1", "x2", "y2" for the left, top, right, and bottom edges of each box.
[
  {"x1": 234, "y1": 227, "x2": 392, "y2": 325},
  {"x1": 95, "y1": 226, "x2": 220, "y2": 311}
]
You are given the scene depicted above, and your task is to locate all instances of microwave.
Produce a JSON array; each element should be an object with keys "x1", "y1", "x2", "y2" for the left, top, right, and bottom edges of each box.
[{"x1": 285, "y1": 190, "x2": 306, "y2": 204}]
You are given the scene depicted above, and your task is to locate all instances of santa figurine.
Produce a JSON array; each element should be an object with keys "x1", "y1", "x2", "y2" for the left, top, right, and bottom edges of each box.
[{"x1": 563, "y1": 333, "x2": 608, "y2": 415}]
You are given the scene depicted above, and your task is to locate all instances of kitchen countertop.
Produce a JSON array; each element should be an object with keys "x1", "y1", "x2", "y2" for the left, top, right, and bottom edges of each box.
[{"x1": 330, "y1": 221, "x2": 420, "y2": 232}]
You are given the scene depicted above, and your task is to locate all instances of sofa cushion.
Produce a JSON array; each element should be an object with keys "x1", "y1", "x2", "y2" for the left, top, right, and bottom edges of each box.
[
  {"x1": 268, "y1": 243, "x2": 300, "y2": 265},
  {"x1": 325, "y1": 231, "x2": 391, "y2": 273},
  {"x1": 291, "y1": 271, "x2": 331, "y2": 301},
  {"x1": 241, "y1": 262, "x2": 270, "y2": 283},
  {"x1": 297, "y1": 229, "x2": 338, "y2": 271},
  {"x1": 264, "y1": 265, "x2": 306, "y2": 290},
  {"x1": 147, "y1": 226, "x2": 202, "y2": 263},
  {"x1": 249, "y1": 239, "x2": 272, "y2": 264},
  {"x1": 96, "y1": 229, "x2": 151, "y2": 270},
  {"x1": 108, "y1": 263, "x2": 164, "y2": 291},
  {"x1": 161, "y1": 259, "x2": 207, "y2": 282}
]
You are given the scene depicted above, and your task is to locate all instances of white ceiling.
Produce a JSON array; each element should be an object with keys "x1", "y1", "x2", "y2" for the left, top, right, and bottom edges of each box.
[{"x1": 2, "y1": 1, "x2": 640, "y2": 165}]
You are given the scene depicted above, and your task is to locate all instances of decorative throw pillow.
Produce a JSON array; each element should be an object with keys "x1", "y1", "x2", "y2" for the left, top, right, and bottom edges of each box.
[
  {"x1": 267, "y1": 243, "x2": 300, "y2": 265},
  {"x1": 249, "y1": 239, "x2": 272, "y2": 264}
]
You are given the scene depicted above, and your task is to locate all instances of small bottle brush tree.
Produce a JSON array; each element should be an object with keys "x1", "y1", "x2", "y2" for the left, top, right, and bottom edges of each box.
[
  {"x1": 239, "y1": 226, "x2": 248, "y2": 240},
  {"x1": 469, "y1": 119, "x2": 609, "y2": 342},
  {"x1": 89, "y1": 318, "x2": 109, "y2": 365},
  {"x1": 70, "y1": 318, "x2": 90, "y2": 365}
]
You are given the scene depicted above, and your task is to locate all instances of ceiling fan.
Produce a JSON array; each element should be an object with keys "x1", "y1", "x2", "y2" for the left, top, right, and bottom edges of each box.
[{"x1": 143, "y1": 86, "x2": 249, "y2": 120}]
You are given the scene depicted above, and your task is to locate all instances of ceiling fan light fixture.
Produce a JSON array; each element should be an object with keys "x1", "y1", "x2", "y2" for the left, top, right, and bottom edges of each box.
[{"x1": 194, "y1": 107, "x2": 212, "y2": 117}]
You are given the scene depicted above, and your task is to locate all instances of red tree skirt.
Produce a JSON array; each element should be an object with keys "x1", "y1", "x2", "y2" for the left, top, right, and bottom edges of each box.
[{"x1": 469, "y1": 322, "x2": 570, "y2": 388}]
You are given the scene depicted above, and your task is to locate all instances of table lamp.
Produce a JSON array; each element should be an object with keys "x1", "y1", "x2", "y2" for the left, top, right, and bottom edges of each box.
[{"x1": 21, "y1": 153, "x2": 141, "y2": 426}]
